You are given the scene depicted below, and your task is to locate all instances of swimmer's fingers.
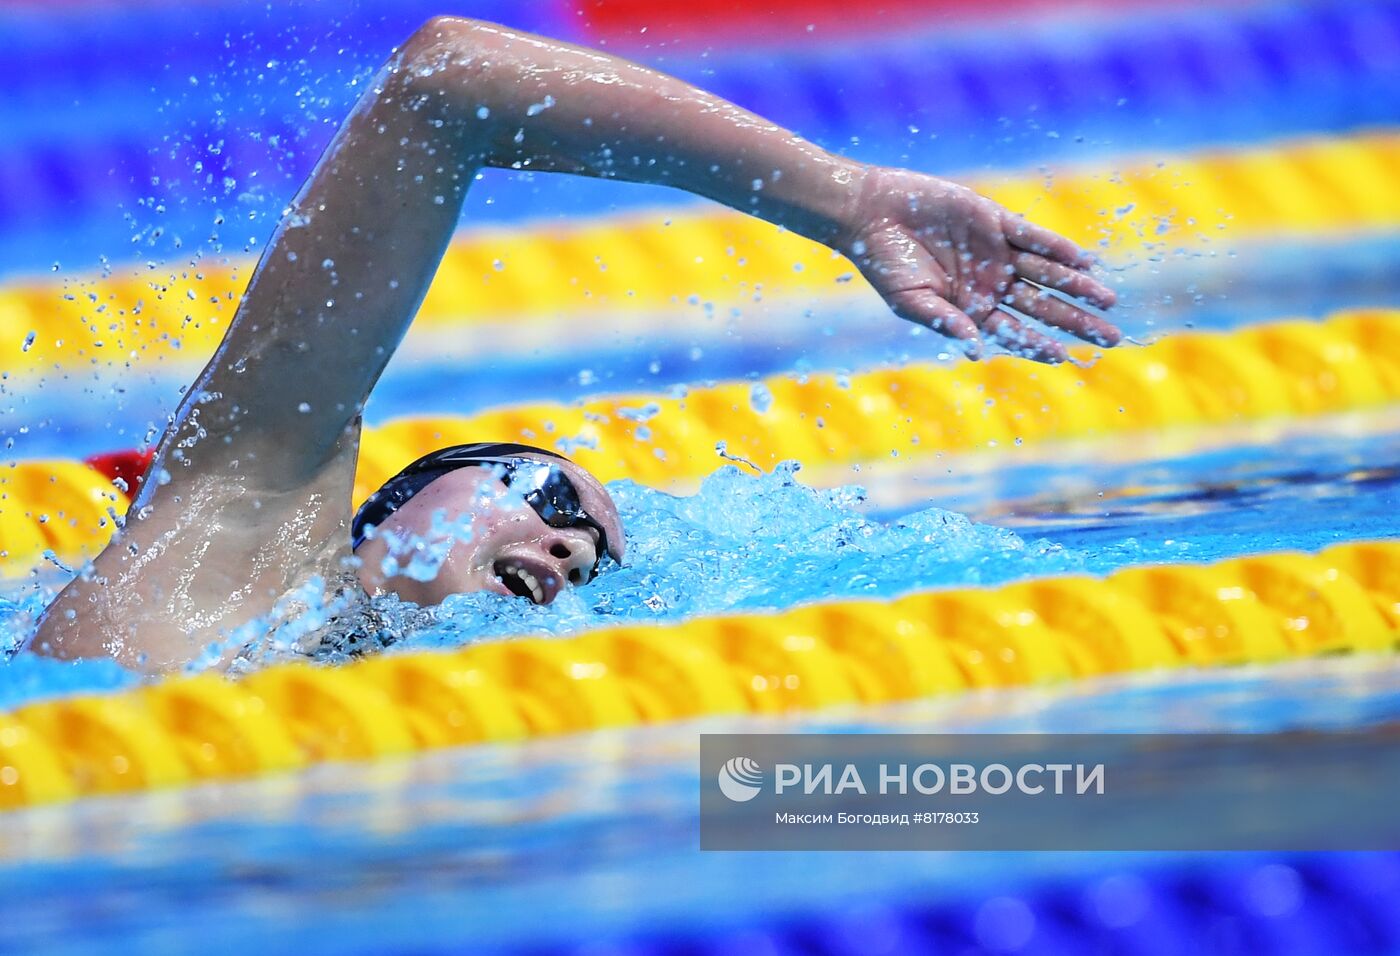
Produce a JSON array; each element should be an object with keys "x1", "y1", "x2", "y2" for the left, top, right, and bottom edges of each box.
[
  {"x1": 982, "y1": 310, "x2": 1069, "y2": 364},
  {"x1": 885, "y1": 288, "x2": 982, "y2": 356},
  {"x1": 1001, "y1": 280, "x2": 1122, "y2": 347},
  {"x1": 1013, "y1": 253, "x2": 1117, "y2": 310},
  {"x1": 1001, "y1": 211, "x2": 1094, "y2": 269},
  {"x1": 854, "y1": 224, "x2": 983, "y2": 354}
]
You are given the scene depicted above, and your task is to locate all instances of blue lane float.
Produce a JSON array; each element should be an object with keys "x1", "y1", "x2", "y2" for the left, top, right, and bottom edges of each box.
[
  {"x1": 527, "y1": 854, "x2": 1400, "y2": 956},
  {"x1": 0, "y1": 0, "x2": 1397, "y2": 274}
]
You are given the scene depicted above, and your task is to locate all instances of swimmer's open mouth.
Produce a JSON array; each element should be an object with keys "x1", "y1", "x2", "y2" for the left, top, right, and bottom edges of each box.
[{"x1": 493, "y1": 556, "x2": 561, "y2": 605}]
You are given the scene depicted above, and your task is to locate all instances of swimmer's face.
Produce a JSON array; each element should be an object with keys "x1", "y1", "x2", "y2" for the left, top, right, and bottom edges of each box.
[{"x1": 353, "y1": 454, "x2": 624, "y2": 607}]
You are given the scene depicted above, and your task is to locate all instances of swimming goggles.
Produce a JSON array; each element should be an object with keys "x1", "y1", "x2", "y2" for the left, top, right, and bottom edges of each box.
[{"x1": 351, "y1": 442, "x2": 613, "y2": 582}]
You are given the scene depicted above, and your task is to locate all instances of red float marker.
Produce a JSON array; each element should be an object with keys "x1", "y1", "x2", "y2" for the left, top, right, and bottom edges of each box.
[{"x1": 85, "y1": 449, "x2": 155, "y2": 499}]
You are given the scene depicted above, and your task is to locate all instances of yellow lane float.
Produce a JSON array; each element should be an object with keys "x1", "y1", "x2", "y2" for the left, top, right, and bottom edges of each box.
[{"x1": 1, "y1": 540, "x2": 1396, "y2": 811}]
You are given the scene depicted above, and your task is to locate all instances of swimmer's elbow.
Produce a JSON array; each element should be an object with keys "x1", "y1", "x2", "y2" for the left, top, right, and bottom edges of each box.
[
  {"x1": 402, "y1": 15, "x2": 470, "y2": 53},
  {"x1": 399, "y1": 15, "x2": 502, "y2": 75},
  {"x1": 393, "y1": 15, "x2": 515, "y2": 116}
]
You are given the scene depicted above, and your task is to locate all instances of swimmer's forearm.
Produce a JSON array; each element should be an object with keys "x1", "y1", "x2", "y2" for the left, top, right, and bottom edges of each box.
[{"x1": 414, "y1": 17, "x2": 863, "y2": 245}]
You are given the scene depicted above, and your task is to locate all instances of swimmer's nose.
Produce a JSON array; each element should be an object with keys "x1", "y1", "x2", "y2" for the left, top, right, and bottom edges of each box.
[{"x1": 545, "y1": 531, "x2": 598, "y2": 587}]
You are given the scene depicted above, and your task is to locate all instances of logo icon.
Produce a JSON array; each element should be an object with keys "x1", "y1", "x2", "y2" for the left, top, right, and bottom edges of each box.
[{"x1": 717, "y1": 756, "x2": 764, "y2": 802}]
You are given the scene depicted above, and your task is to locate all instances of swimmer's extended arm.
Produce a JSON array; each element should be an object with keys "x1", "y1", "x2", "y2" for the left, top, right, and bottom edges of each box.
[
  {"x1": 31, "y1": 16, "x2": 1119, "y2": 668},
  {"x1": 169, "y1": 16, "x2": 1117, "y2": 489},
  {"x1": 447, "y1": 19, "x2": 1119, "y2": 360}
]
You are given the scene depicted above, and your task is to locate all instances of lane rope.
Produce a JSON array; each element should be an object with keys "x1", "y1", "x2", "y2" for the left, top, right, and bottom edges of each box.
[
  {"x1": 2, "y1": 539, "x2": 1396, "y2": 810},
  {"x1": 2, "y1": 308, "x2": 1395, "y2": 576},
  {"x1": 2, "y1": 131, "x2": 1395, "y2": 377}
]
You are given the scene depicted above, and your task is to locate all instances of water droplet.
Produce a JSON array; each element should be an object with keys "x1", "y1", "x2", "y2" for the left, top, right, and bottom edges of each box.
[{"x1": 747, "y1": 382, "x2": 775, "y2": 414}]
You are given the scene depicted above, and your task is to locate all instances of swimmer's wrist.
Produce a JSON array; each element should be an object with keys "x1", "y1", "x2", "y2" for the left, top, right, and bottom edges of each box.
[
  {"x1": 781, "y1": 153, "x2": 869, "y2": 249},
  {"x1": 798, "y1": 156, "x2": 873, "y2": 253}
]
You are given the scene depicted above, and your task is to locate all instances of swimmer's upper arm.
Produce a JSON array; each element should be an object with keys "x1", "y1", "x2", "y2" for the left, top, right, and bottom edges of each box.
[{"x1": 151, "y1": 19, "x2": 492, "y2": 493}]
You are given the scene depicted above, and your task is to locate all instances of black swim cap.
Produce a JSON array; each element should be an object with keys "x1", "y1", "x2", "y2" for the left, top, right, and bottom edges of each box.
[{"x1": 350, "y1": 442, "x2": 600, "y2": 554}]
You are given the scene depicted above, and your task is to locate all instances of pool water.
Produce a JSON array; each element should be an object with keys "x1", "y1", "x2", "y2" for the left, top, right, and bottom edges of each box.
[
  {"x1": 4, "y1": 406, "x2": 1397, "y2": 701},
  {"x1": 2, "y1": 656, "x2": 1397, "y2": 954},
  {"x1": 2, "y1": 0, "x2": 1399, "y2": 953},
  {"x1": 8, "y1": 319, "x2": 1398, "y2": 953}
]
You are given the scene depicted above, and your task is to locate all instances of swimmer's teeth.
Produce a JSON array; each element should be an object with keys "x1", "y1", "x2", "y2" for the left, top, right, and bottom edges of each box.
[
  {"x1": 521, "y1": 570, "x2": 542, "y2": 604},
  {"x1": 496, "y1": 562, "x2": 546, "y2": 604}
]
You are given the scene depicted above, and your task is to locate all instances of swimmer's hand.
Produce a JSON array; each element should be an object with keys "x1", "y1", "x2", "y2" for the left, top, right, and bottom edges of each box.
[{"x1": 835, "y1": 166, "x2": 1120, "y2": 363}]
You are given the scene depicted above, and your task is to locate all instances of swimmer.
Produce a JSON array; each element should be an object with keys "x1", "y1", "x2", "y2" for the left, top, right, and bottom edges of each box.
[{"x1": 26, "y1": 17, "x2": 1119, "y2": 673}]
